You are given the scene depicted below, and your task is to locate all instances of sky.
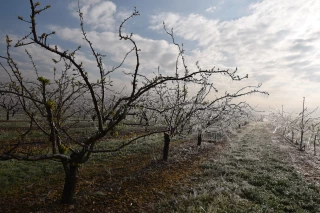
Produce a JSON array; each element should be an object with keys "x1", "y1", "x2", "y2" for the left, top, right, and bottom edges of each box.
[{"x1": 1, "y1": 0, "x2": 320, "y2": 115}]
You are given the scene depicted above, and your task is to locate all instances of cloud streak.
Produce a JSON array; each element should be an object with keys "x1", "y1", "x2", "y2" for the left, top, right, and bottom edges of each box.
[{"x1": 205, "y1": 6, "x2": 217, "y2": 13}]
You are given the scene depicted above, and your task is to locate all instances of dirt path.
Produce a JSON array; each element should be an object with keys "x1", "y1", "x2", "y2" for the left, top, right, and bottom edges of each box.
[{"x1": 157, "y1": 122, "x2": 320, "y2": 212}]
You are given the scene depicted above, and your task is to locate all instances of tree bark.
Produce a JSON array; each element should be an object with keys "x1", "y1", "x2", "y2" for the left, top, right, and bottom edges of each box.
[
  {"x1": 60, "y1": 164, "x2": 78, "y2": 204},
  {"x1": 163, "y1": 133, "x2": 170, "y2": 161}
]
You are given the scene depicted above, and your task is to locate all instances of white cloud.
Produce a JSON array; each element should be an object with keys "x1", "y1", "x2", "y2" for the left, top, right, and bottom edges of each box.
[
  {"x1": 68, "y1": 0, "x2": 117, "y2": 31},
  {"x1": 205, "y1": 6, "x2": 217, "y2": 13},
  {"x1": 49, "y1": 25, "x2": 180, "y2": 76},
  {"x1": 149, "y1": 0, "x2": 320, "y2": 111},
  {"x1": 150, "y1": 13, "x2": 220, "y2": 46},
  {"x1": 116, "y1": 10, "x2": 133, "y2": 21}
]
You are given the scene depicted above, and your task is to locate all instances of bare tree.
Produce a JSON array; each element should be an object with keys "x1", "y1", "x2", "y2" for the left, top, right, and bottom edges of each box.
[
  {"x1": 138, "y1": 63, "x2": 268, "y2": 160},
  {"x1": 0, "y1": 1, "x2": 269, "y2": 204},
  {"x1": 268, "y1": 98, "x2": 320, "y2": 152},
  {"x1": 0, "y1": 88, "x2": 20, "y2": 120}
]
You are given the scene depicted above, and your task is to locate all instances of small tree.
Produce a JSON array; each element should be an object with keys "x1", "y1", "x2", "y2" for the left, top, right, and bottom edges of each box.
[
  {"x1": 297, "y1": 97, "x2": 319, "y2": 151},
  {"x1": 0, "y1": 89, "x2": 20, "y2": 120}
]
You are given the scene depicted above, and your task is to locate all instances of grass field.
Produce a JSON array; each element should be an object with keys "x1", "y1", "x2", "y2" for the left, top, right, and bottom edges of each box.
[
  {"x1": 1, "y1": 119, "x2": 320, "y2": 212},
  {"x1": 156, "y1": 123, "x2": 320, "y2": 212}
]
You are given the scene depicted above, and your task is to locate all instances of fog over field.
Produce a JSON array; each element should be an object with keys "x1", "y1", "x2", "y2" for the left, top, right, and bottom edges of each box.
[{"x1": 1, "y1": 0, "x2": 320, "y2": 114}]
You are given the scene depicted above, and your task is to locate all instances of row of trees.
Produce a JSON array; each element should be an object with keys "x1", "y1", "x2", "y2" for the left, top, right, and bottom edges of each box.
[
  {"x1": 269, "y1": 97, "x2": 320, "y2": 154},
  {"x1": 0, "y1": 92, "x2": 20, "y2": 120},
  {"x1": 0, "y1": 1, "x2": 268, "y2": 204}
]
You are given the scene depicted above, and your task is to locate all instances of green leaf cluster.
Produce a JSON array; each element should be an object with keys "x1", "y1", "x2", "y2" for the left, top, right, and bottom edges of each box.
[
  {"x1": 46, "y1": 99, "x2": 55, "y2": 110},
  {"x1": 37, "y1": 76, "x2": 50, "y2": 85}
]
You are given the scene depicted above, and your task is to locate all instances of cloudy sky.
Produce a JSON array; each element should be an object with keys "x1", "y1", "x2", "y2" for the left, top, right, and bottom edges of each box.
[{"x1": 1, "y1": 0, "x2": 320, "y2": 114}]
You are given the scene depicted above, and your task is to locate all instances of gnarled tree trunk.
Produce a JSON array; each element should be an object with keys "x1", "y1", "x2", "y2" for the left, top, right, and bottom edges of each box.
[{"x1": 60, "y1": 164, "x2": 78, "y2": 204}]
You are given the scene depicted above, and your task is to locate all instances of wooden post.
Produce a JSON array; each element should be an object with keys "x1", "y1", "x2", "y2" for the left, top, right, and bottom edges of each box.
[
  {"x1": 300, "y1": 97, "x2": 305, "y2": 151},
  {"x1": 314, "y1": 134, "x2": 317, "y2": 156},
  {"x1": 163, "y1": 133, "x2": 170, "y2": 161},
  {"x1": 197, "y1": 132, "x2": 202, "y2": 146}
]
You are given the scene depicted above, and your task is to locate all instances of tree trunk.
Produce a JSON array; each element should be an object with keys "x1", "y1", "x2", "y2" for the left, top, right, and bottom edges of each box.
[
  {"x1": 197, "y1": 132, "x2": 202, "y2": 146},
  {"x1": 300, "y1": 130, "x2": 304, "y2": 151},
  {"x1": 163, "y1": 133, "x2": 170, "y2": 161},
  {"x1": 60, "y1": 164, "x2": 78, "y2": 204},
  {"x1": 6, "y1": 110, "x2": 9, "y2": 121}
]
